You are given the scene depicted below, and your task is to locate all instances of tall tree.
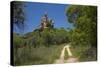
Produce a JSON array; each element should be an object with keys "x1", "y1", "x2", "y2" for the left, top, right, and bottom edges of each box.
[
  {"x1": 12, "y1": 1, "x2": 25, "y2": 29},
  {"x1": 66, "y1": 5, "x2": 97, "y2": 47}
]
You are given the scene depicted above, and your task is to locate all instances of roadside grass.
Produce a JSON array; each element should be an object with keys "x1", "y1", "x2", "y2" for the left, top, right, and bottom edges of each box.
[
  {"x1": 71, "y1": 45, "x2": 90, "y2": 58},
  {"x1": 14, "y1": 43, "x2": 66, "y2": 66},
  {"x1": 70, "y1": 44, "x2": 96, "y2": 62},
  {"x1": 79, "y1": 47, "x2": 97, "y2": 61},
  {"x1": 64, "y1": 48, "x2": 68, "y2": 60}
]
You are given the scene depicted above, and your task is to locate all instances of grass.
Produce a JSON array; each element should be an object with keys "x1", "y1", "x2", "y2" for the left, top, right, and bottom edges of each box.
[
  {"x1": 13, "y1": 44, "x2": 66, "y2": 66},
  {"x1": 13, "y1": 43, "x2": 97, "y2": 66},
  {"x1": 64, "y1": 48, "x2": 68, "y2": 60},
  {"x1": 79, "y1": 47, "x2": 97, "y2": 61},
  {"x1": 71, "y1": 45, "x2": 90, "y2": 58},
  {"x1": 70, "y1": 44, "x2": 97, "y2": 62}
]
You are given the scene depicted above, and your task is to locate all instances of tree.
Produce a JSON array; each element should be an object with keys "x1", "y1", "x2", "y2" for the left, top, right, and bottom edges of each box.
[
  {"x1": 66, "y1": 5, "x2": 97, "y2": 47},
  {"x1": 11, "y1": 1, "x2": 25, "y2": 29}
]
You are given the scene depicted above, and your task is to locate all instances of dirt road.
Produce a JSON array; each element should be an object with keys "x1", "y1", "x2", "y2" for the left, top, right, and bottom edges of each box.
[{"x1": 54, "y1": 44, "x2": 78, "y2": 63}]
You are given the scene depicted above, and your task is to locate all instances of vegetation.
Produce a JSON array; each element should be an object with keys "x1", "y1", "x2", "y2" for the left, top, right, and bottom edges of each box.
[
  {"x1": 13, "y1": 28, "x2": 69, "y2": 65},
  {"x1": 66, "y1": 5, "x2": 97, "y2": 61},
  {"x1": 12, "y1": 1, "x2": 25, "y2": 29},
  {"x1": 12, "y1": 4, "x2": 97, "y2": 66},
  {"x1": 13, "y1": 44, "x2": 65, "y2": 66}
]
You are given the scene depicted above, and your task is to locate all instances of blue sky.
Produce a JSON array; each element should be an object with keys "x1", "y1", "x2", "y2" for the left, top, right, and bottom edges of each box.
[{"x1": 14, "y1": 2, "x2": 73, "y2": 33}]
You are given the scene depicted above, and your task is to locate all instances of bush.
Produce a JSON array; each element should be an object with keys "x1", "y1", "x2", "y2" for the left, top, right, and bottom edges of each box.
[
  {"x1": 21, "y1": 28, "x2": 70, "y2": 47},
  {"x1": 79, "y1": 47, "x2": 97, "y2": 61}
]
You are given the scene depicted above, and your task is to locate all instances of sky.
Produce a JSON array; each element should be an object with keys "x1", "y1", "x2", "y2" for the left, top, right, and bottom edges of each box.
[{"x1": 14, "y1": 2, "x2": 73, "y2": 33}]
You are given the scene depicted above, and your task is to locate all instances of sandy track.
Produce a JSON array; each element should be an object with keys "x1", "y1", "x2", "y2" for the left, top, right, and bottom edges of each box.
[{"x1": 54, "y1": 44, "x2": 78, "y2": 63}]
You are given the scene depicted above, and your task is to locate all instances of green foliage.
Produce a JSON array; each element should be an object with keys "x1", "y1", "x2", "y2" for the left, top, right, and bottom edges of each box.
[
  {"x1": 12, "y1": 4, "x2": 97, "y2": 65},
  {"x1": 66, "y1": 5, "x2": 97, "y2": 46},
  {"x1": 22, "y1": 28, "x2": 70, "y2": 47},
  {"x1": 66, "y1": 5, "x2": 97, "y2": 61},
  {"x1": 12, "y1": 1, "x2": 25, "y2": 29},
  {"x1": 13, "y1": 28, "x2": 69, "y2": 65},
  {"x1": 79, "y1": 47, "x2": 97, "y2": 61},
  {"x1": 13, "y1": 33, "x2": 24, "y2": 48}
]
